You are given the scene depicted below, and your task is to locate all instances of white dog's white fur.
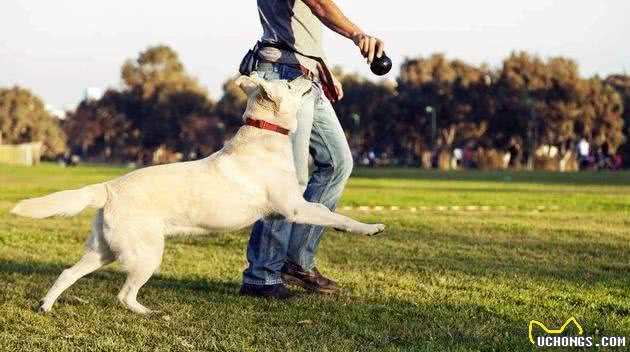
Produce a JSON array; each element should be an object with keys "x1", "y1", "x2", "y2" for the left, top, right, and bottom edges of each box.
[{"x1": 11, "y1": 74, "x2": 385, "y2": 314}]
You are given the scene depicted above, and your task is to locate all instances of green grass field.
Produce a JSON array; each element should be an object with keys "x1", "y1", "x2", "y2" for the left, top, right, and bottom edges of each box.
[{"x1": 1, "y1": 164, "x2": 629, "y2": 351}]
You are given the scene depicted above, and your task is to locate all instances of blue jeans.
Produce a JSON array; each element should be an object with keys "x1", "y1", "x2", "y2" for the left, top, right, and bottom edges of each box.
[{"x1": 242, "y1": 62, "x2": 353, "y2": 285}]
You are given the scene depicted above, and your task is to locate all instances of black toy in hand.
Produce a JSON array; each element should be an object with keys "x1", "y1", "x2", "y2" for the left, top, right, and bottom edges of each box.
[{"x1": 370, "y1": 52, "x2": 392, "y2": 76}]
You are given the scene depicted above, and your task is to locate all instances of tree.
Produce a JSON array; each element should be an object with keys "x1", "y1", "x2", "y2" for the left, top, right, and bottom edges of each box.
[
  {"x1": 66, "y1": 45, "x2": 218, "y2": 162},
  {"x1": 64, "y1": 90, "x2": 138, "y2": 161},
  {"x1": 492, "y1": 52, "x2": 553, "y2": 150},
  {"x1": 492, "y1": 52, "x2": 624, "y2": 160},
  {"x1": 58, "y1": 46, "x2": 629, "y2": 169},
  {"x1": 605, "y1": 75, "x2": 630, "y2": 165},
  {"x1": 605, "y1": 75, "x2": 630, "y2": 133},
  {"x1": 332, "y1": 68, "x2": 395, "y2": 157},
  {"x1": 121, "y1": 45, "x2": 215, "y2": 155},
  {"x1": 122, "y1": 45, "x2": 207, "y2": 100},
  {"x1": 0, "y1": 86, "x2": 66, "y2": 157},
  {"x1": 393, "y1": 54, "x2": 493, "y2": 162}
]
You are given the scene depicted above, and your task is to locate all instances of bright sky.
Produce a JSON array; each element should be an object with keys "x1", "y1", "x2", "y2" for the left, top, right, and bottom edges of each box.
[{"x1": 1, "y1": 0, "x2": 628, "y2": 108}]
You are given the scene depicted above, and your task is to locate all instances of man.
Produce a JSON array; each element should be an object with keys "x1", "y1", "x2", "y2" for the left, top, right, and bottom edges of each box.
[
  {"x1": 578, "y1": 138, "x2": 590, "y2": 170},
  {"x1": 239, "y1": 0, "x2": 385, "y2": 299}
]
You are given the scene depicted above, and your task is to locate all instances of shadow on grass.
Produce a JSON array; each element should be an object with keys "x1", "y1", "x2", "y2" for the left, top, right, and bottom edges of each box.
[
  {"x1": 2, "y1": 258, "x2": 629, "y2": 351},
  {"x1": 0, "y1": 258, "x2": 526, "y2": 350},
  {"x1": 0, "y1": 259, "x2": 240, "y2": 301}
]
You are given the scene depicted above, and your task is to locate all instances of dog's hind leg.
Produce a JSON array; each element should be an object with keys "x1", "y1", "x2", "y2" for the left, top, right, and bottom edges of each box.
[
  {"x1": 115, "y1": 229, "x2": 164, "y2": 314},
  {"x1": 39, "y1": 211, "x2": 114, "y2": 312}
]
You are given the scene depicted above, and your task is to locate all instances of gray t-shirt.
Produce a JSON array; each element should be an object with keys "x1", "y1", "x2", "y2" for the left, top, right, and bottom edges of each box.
[{"x1": 257, "y1": 0, "x2": 326, "y2": 75}]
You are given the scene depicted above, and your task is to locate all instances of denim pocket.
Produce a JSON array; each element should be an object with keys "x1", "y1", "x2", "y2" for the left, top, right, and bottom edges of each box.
[
  {"x1": 256, "y1": 63, "x2": 305, "y2": 82},
  {"x1": 279, "y1": 65, "x2": 305, "y2": 81},
  {"x1": 265, "y1": 71, "x2": 282, "y2": 81}
]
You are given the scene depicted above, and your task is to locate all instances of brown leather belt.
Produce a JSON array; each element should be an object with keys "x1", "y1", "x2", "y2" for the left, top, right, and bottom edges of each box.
[{"x1": 292, "y1": 64, "x2": 317, "y2": 81}]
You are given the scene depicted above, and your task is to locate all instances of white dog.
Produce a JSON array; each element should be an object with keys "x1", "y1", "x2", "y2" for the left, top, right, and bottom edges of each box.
[{"x1": 11, "y1": 74, "x2": 385, "y2": 314}]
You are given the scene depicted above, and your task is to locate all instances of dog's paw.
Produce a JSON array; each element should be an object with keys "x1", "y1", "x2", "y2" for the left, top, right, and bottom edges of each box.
[
  {"x1": 37, "y1": 300, "x2": 51, "y2": 313},
  {"x1": 358, "y1": 223, "x2": 385, "y2": 236},
  {"x1": 368, "y1": 223, "x2": 385, "y2": 236}
]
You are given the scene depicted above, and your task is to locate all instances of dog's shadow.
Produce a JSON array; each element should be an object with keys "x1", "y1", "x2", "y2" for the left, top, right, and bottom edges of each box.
[{"x1": 0, "y1": 259, "x2": 241, "y2": 304}]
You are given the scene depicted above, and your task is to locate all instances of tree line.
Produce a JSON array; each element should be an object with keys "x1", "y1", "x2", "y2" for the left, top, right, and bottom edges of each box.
[{"x1": 0, "y1": 45, "x2": 628, "y2": 169}]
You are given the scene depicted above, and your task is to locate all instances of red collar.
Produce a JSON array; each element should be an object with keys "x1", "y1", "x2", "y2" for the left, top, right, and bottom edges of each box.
[{"x1": 245, "y1": 117, "x2": 290, "y2": 136}]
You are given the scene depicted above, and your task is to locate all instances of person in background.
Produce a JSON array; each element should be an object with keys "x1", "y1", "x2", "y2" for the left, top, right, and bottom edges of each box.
[
  {"x1": 613, "y1": 154, "x2": 622, "y2": 170},
  {"x1": 601, "y1": 142, "x2": 612, "y2": 170},
  {"x1": 577, "y1": 138, "x2": 590, "y2": 170}
]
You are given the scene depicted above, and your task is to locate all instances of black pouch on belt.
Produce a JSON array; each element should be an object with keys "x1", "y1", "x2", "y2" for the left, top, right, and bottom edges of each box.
[{"x1": 238, "y1": 42, "x2": 260, "y2": 75}]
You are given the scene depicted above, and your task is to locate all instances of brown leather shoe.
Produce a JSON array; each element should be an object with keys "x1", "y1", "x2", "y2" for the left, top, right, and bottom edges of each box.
[{"x1": 281, "y1": 262, "x2": 338, "y2": 294}]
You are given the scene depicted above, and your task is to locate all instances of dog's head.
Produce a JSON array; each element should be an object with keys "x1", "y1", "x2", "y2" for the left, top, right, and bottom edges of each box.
[{"x1": 235, "y1": 73, "x2": 313, "y2": 133}]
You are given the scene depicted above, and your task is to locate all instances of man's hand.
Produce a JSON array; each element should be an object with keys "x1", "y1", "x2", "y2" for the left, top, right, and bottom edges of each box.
[
  {"x1": 302, "y1": 0, "x2": 385, "y2": 64},
  {"x1": 332, "y1": 75, "x2": 344, "y2": 100},
  {"x1": 352, "y1": 33, "x2": 385, "y2": 65}
]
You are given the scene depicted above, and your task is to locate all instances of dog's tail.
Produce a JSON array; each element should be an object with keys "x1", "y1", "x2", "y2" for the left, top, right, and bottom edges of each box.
[{"x1": 10, "y1": 183, "x2": 108, "y2": 219}]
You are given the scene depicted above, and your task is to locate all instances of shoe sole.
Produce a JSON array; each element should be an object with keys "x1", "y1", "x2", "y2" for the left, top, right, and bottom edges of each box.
[{"x1": 281, "y1": 273, "x2": 337, "y2": 294}]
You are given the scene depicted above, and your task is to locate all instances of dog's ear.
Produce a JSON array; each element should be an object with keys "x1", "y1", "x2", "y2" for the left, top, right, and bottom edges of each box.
[
  {"x1": 235, "y1": 74, "x2": 260, "y2": 96},
  {"x1": 235, "y1": 73, "x2": 280, "y2": 102},
  {"x1": 289, "y1": 76, "x2": 313, "y2": 96}
]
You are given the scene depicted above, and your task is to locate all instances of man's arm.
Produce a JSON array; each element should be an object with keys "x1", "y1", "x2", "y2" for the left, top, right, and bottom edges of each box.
[{"x1": 302, "y1": 0, "x2": 384, "y2": 64}]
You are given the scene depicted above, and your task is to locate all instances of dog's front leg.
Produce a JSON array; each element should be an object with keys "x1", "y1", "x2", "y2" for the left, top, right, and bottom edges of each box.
[{"x1": 284, "y1": 201, "x2": 385, "y2": 236}]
